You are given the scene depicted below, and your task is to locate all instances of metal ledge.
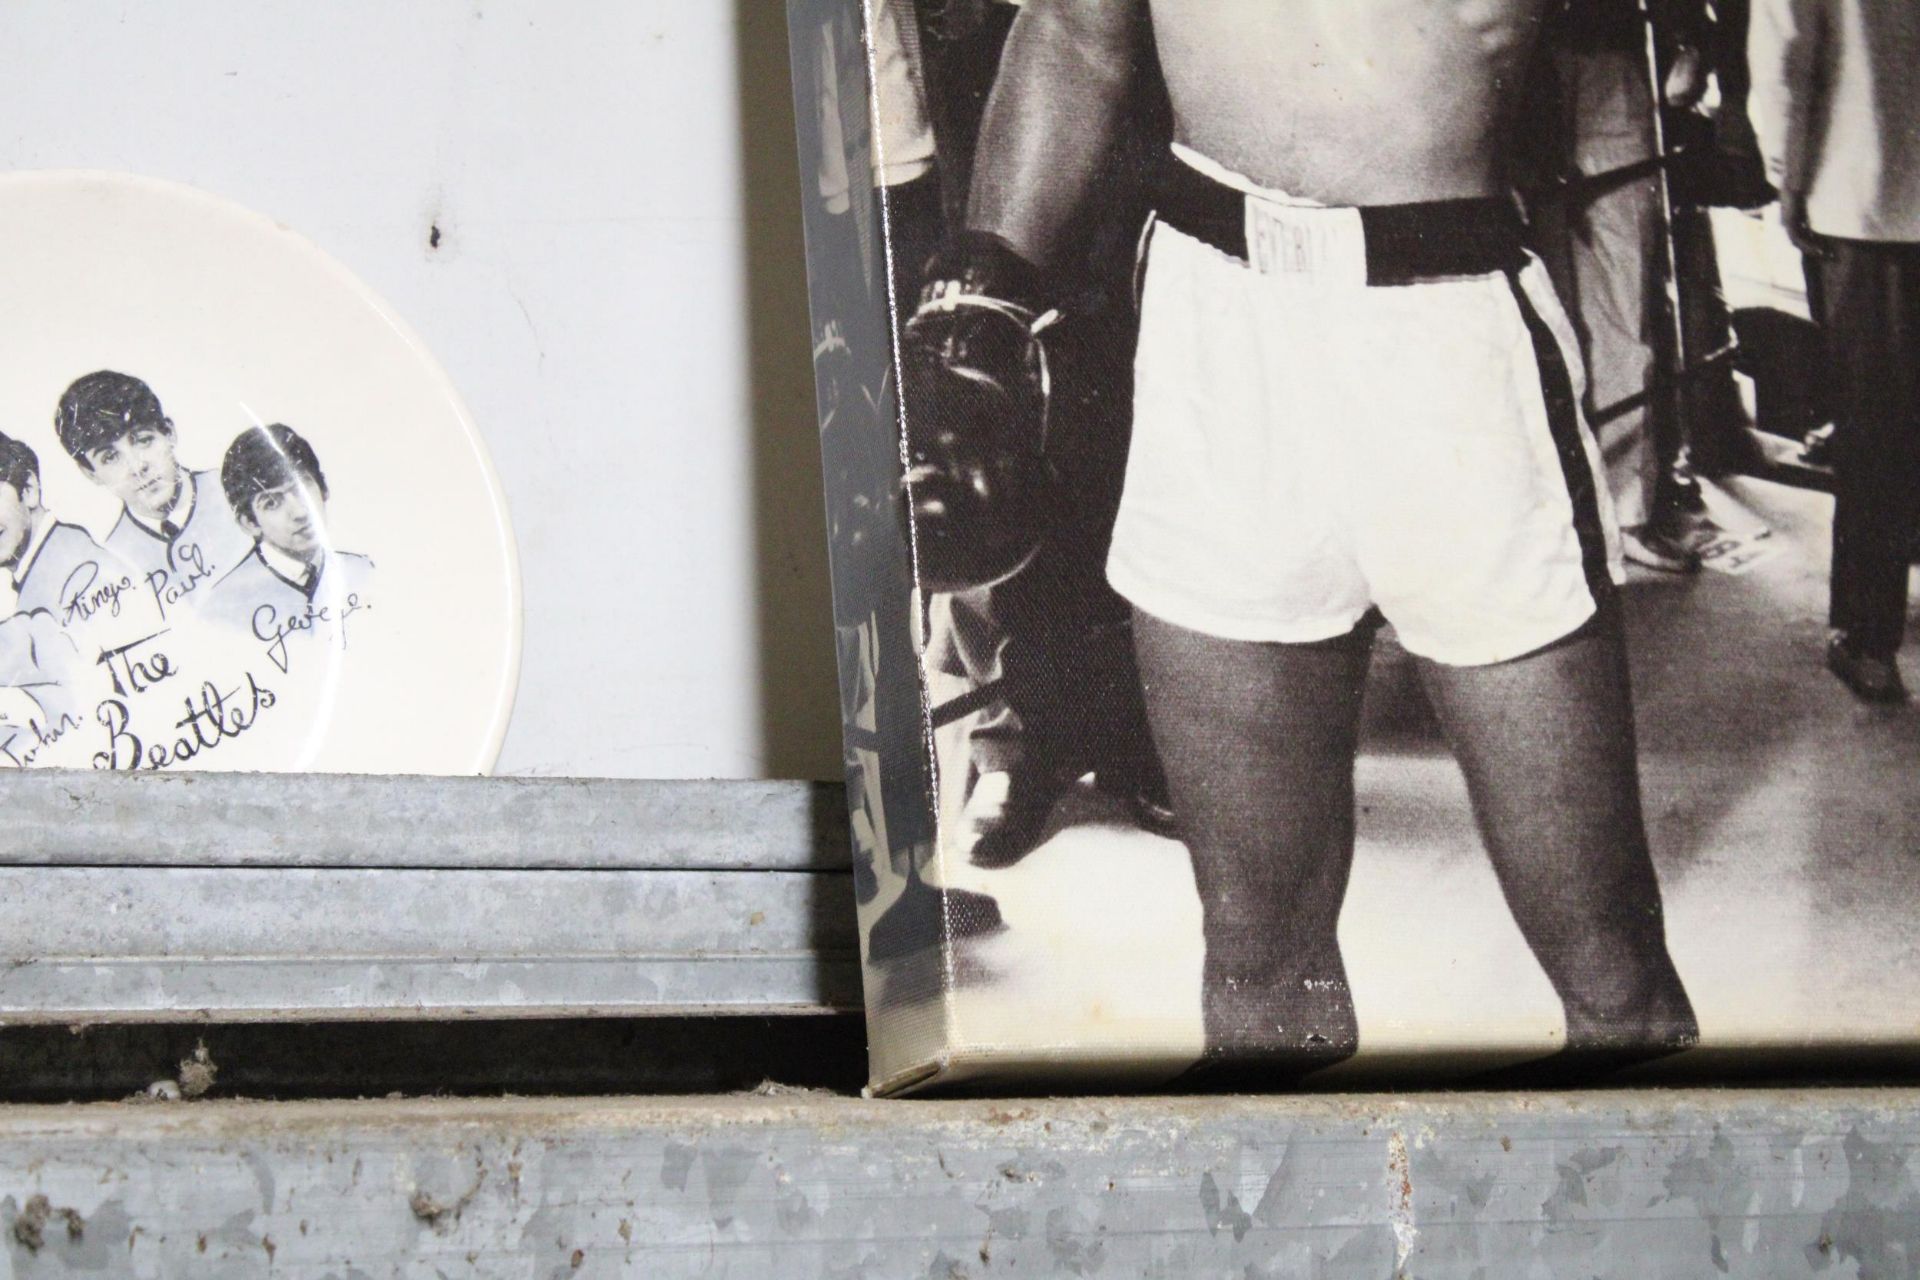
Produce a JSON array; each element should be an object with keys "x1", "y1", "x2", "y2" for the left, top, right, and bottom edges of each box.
[
  {"x1": 0, "y1": 775, "x2": 857, "y2": 1022},
  {"x1": 0, "y1": 1087, "x2": 1913, "y2": 1276},
  {"x1": 2, "y1": 772, "x2": 851, "y2": 870}
]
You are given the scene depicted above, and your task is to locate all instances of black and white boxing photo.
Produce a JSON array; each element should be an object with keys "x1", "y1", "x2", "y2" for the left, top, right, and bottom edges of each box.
[{"x1": 790, "y1": 0, "x2": 1920, "y2": 1088}]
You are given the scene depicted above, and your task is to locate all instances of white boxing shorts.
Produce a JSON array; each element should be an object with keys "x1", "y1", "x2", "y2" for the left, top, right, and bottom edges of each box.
[{"x1": 1107, "y1": 146, "x2": 1625, "y2": 668}]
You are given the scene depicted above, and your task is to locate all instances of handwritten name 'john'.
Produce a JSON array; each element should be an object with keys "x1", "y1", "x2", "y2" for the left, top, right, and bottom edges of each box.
[{"x1": 1, "y1": 710, "x2": 80, "y2": 769}]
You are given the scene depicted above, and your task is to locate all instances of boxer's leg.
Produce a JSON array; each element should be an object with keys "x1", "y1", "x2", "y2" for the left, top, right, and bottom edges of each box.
[
  {"x1": 1133, "y1": 607, "x2": 1372, "y2": 1069},
  {"x1": 1417, "y1": 606, "x2": 1697, "y2": 1056}
]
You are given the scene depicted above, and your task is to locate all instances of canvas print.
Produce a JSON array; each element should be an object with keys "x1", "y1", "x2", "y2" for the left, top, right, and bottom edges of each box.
[{"x1": 789, "y1": 0, "x2": 1920, "y2": 1093}]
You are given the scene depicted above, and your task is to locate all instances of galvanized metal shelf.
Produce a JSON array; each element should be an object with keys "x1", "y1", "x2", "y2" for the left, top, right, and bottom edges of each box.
[
  {"x1": 0, "y1": 773, "x2": 858, "y2": 1022},
  {"x1": 0, "y1": 1087, "x2": 1914, "y2": 1277}
]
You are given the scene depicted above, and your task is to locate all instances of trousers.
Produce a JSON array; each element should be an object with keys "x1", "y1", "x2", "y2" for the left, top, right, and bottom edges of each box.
[{"x1": 1808, "y1": 239, "x2": 1920, "y2": 657}]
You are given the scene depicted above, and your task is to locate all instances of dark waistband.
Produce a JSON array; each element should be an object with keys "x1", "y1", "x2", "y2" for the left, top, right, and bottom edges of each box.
[{"x1": 1153, "y1": 153, "x2": 1528, "y2": 286}]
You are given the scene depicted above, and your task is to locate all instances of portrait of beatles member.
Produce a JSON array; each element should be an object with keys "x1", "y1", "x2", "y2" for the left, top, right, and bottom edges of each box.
[
  {"x1": 54, "y1": 370, "x2": 255, "y2": 617},
  {"x1": 0, "y1": 606, "x2": 86, "y2": 757},
  {"x1": 0, "y1": 429, "x2": 123, "y2": 621},
  {"x1": 205, "y1": 422, "x2": 373, "y2": 665}
]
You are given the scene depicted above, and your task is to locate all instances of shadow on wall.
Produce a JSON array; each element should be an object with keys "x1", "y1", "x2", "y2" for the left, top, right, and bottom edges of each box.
[{"x1": 735, "y1": 0, "x2": 844, "y2": 781}]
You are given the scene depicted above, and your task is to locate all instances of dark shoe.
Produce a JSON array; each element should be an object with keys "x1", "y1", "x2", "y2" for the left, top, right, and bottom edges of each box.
[
  {"x1": 1092, "y1": 753, "x2": 1179, "y2": 838},
  {"x1": 1124, "y1": 768, "x2": 1178, "y2": 839},
  {"x1": 1621, "y1": 524, "x2": 1703, "y2": 574},
  {"x1": 1128, "y1": 785, "x2": 1179, "y2": 840},
  {"x1": 964, "y1": 768, "x2": 1067, "y2": 869},
  {"x1": 1826, "y1": 634, "x2": 1909, "y2": 704}
]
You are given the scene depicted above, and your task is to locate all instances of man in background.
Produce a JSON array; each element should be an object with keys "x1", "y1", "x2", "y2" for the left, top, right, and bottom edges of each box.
[
  {"x1": 1751, "y1": 0, "x2": 1920, "y2": 701},
  {"x1": 1525, "y1": 0, "x2": 1714, "y2": 573},
  {"x1": 801, "y1": 0, "x2": 1005, "y2": 960},
  {"x1": 916, "y1": 0, "x2": 1171, "y2": 866}
]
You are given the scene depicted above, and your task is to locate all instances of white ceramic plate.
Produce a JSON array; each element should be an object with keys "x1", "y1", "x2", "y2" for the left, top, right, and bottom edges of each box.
[{"x1": 0, "y1": 171, "x2": 519, "y2": 774}]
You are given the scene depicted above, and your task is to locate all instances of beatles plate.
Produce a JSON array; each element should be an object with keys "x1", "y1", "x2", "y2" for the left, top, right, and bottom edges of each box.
[{"x1": 0, "y1": 172, "x2": 520, "y2": 774}]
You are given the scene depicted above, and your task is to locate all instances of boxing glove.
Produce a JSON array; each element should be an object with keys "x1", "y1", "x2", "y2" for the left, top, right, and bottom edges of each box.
[{"x1": 900, "y1": 232, "x2": 1062, "y2": 594}]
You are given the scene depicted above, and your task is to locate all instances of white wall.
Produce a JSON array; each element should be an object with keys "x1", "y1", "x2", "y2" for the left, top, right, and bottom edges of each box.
[{"x1": 0, "y1": 1, "x2": 843, "y2": 779}]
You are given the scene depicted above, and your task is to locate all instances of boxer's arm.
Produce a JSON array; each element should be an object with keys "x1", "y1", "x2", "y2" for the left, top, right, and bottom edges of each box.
[{"x1": 965, "y1": 0, "x2": 1147, "y2": 271}]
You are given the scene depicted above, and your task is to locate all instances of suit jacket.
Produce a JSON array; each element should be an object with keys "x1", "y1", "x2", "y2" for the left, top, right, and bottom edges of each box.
[
  {"x1": 102, "y1": 469, "x2": 256, "y2": 614},
  {"x1": 0, "y1": 608, "x2": 86, "y2": 730},
  {"x1": 205, "y1": 546, "x2": 376, "y2": 669},
  {"x1": 14, "y1": 520, "x2": 123, "y2": 621}
]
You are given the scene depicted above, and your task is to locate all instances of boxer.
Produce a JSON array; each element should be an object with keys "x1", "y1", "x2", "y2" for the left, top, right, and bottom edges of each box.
[{"x1": 941, "y1": 0, "x2": 1698, "y2": 1076}]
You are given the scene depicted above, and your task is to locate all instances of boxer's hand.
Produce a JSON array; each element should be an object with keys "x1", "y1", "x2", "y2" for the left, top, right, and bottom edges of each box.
[
  {"x1": 900, "y1": 232, "x2": 1061, "y2": 593},
  {"x1": 907, "y1": 231, "x2": 1060, "y2": 449}
]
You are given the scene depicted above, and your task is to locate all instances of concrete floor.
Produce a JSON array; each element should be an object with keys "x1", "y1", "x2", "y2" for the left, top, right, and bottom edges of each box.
[{"x1": 880, "y1": 475, "x2": 1920, "y2": 1085}]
